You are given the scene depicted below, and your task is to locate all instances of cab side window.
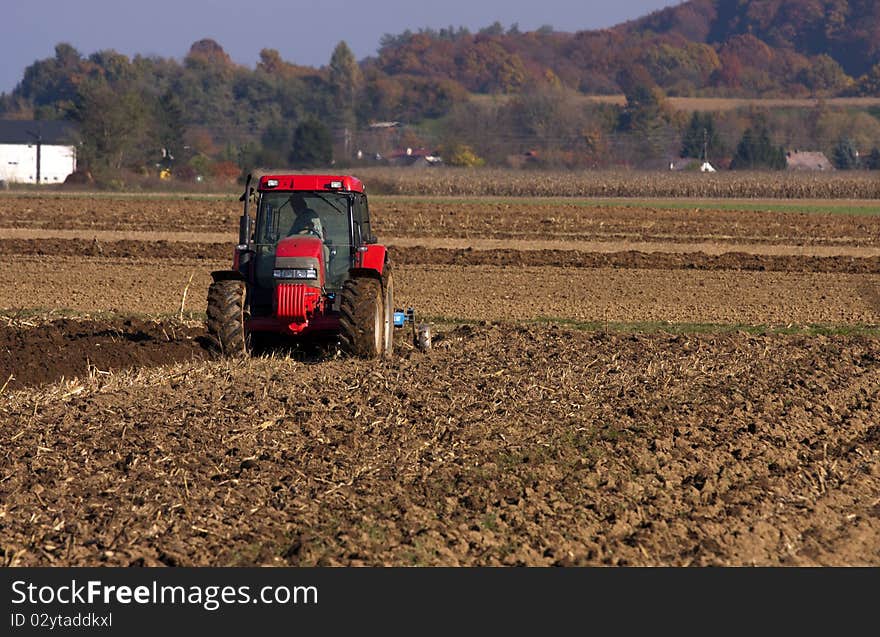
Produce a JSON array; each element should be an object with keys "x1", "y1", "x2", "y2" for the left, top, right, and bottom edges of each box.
[
  {"x1": 353, "y1": 194, "x2": 373, "y2": 244},
  {"x1": 354, "y1": 194, "x2": 373, "y2": 243}
]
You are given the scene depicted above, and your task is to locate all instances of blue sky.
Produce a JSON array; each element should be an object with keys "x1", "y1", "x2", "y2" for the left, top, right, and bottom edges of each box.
[{"x1": 1, "y1": 0, "x2": 679, "y2": 94}]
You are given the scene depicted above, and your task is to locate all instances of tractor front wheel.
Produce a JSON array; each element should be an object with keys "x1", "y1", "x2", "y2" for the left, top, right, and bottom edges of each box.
[
  {"x1": 206, "y1": 279, "x2": 249, "y2": 357},
  {"x1": 339, "y1": 276, "x2": 384, "y2": 358}
]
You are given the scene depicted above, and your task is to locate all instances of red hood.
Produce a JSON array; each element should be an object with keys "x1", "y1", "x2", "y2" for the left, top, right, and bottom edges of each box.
[{"x1": 276, "y1": 235, "x2": 324, "y2": 260}]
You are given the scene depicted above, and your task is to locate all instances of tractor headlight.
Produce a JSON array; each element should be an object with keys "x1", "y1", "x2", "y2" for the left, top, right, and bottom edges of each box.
[{"x1": 273, "y1": 268, "x2": 318, "y2": 279}]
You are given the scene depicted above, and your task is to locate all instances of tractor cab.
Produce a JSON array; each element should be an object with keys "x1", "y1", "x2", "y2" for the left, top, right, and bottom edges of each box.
[
  {"x1": 248, "y1": 176, "x2": 374, "y2": 316},
  {"x1": 255, "y1": 176, "x2": 373, "y2": 280},
  {"x1": 208, "y1": 173, "x2": 398, "y2": 358}
]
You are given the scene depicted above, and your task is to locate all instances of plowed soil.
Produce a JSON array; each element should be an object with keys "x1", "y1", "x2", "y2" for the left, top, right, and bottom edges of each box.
[
  {"x1": 1, "y1": 193, "x2": 878, "y2": 566},
  {"x1": 0, "y1": 318, "x2": 209, "y2": 390},
  {"x1": 4, "y1": 194, "x2": 880, "y2": 247},
  {"x1": 5, "y1": 239, "x2": 880, "y2": 273},
  {"x1": 1, "y1": 324, "x2": 878, "y2": 566}
]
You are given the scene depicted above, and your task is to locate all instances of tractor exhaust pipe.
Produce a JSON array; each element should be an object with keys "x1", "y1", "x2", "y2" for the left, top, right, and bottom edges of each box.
[{"x1": 238, "y1": 173, "x2": 253, "y2": 246}]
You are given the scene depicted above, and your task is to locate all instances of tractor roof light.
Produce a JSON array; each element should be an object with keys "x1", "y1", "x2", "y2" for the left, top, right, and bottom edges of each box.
[
  {"x1": 266, "y1": 179, "x2": 279, "y2": 188},
  {"x1": 329, "y1": 180, "x2": 343, "y2": 189}
]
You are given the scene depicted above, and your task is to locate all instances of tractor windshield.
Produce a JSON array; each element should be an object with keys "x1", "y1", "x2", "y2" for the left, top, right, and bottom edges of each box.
[
  {"x1": 254, "y1": 191, "x2": 352, "y2": 289},
  {"x1": 256, "y1": 191, "x2": 350, "y2": 248}
]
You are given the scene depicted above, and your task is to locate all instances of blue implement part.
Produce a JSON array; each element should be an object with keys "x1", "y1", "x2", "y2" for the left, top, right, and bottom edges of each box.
[{"x1": 394, "y1": 307, "x2": 417, "y2": 328}]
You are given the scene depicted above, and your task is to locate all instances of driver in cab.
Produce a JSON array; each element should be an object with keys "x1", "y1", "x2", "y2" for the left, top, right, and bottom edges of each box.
[
  {"x1": 290, "y1": 207, "x2": 325, "y2": 239},
  {"x1": 289, "y1": 207, "x2": 330, "y2": 276}
]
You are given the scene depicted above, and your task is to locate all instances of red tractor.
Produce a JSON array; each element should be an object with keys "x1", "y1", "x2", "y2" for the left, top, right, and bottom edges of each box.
[{"x1": 207, "y1": 173, "x2": 398, "y2": 358}]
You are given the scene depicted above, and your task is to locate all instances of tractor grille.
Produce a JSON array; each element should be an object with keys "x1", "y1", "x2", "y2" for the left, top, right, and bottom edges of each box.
[{"x1": 275, "y1": 283, "x2": 320, "y2": 322}]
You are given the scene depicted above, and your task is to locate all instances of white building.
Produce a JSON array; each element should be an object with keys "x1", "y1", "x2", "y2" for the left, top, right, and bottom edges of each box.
[{"x1": 0, "y1": 120, "x2": 77, "y2": 184}]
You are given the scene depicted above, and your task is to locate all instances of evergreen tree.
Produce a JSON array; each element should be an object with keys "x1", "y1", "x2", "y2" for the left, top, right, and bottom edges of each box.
[
  {"x1": 155, "y1": 90, "x2": 186, "y2": 165},
  {"x1": 328, "y1": 41, "x2": 361, "y2": 158},
  {"x1": 680, "y1": 111, "x2": 722, "y2": 160},
  {"x1": 832, "y1": 137, "x2": 859, "y2": 169},
  {"x1": 731, "y1": 125, "x2": 786, "y2": 170},
  {"x1": 289, "y1": 118, "x2": 332, "y2": 167}
]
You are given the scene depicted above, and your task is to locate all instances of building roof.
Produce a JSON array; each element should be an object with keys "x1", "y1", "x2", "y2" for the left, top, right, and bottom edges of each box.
[
  {"x1": 786, "y1": 151, "x2": 833, "y2": 171},
  {"x1": 0, "y1": 120, "x2": 77, "y2": 145},
  {"x1": 669, "y1": 157, "x2": 700, "y2": 170}
]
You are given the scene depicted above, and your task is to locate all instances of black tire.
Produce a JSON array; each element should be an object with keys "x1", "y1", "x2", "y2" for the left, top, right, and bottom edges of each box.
[
  {"x1": 206, "y1": 279, "x2": 249, "y2": 357},
  {"x1": 382, "y1": 266, "x2": 394, "y2": 357},
  {"x1": 339, "y1": 276, "x2": 383, "y2": 358}
]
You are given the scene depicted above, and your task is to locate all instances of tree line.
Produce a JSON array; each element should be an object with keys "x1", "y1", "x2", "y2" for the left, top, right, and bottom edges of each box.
[
  {"x1": 0, "y1": 39, "x2": 466, "y2": 182},
  {"x1": 2, "y1": 25, "x2": 880, "y2": 182}
]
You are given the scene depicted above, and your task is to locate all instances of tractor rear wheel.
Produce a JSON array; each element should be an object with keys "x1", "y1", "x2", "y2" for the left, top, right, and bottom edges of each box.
[
  {"x1": 206, "y1": 279, "x2": 249, "y2": 357},
  {"x1": 339, "y1": 276, "x2": 383, "y2": 358}
]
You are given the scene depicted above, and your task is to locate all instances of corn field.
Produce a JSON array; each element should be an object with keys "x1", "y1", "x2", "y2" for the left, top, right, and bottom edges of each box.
[{"x1": 355, "y1": 168, "x2": 880, "y2": 199}]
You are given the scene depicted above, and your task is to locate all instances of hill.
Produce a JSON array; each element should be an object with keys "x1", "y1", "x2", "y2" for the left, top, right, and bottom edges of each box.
[
  {"x1": 621, "y1": 0, "x2": 880, "y2": 78},
  {"x1": 372, "y1": 1, "x2": 880, "y2": 98}
]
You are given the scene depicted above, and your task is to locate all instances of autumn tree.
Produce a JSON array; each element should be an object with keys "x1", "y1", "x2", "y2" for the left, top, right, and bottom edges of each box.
[
  {"x1": 71, "y1": 77, "x2": 149, "y2": 172},
  {"x1": 444, "y1": 144, "x2": 485, "y2": 167},
  {"x1": 617, "y1": 67, "x2": 667, "y2": 133},
  {"x1": 16, "y1": 43, "x2": 89, "y2": 118},
  {"x1": 798, "y1": 54, "x2": 851, "y2": 95},
  {"x1": 852, "y1": 64, "x2": 880, "y2": 96},
  {"x1": 616, "y1": 66, "x2": 675, "y2": 162}
]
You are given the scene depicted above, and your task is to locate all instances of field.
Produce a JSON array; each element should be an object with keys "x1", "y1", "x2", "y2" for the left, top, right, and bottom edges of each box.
[
  {"x1": 472, "y1": 93, "x2": 880, "y2": 112},
  {"x1": 582, "y1": 94, "x2": 880, "y2": 112},
  {"x1": 1, "y1": 183, "x2": 879, "y2": 566}
]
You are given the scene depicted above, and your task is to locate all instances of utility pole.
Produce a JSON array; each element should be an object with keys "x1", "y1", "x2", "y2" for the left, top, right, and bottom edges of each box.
[
  {"x1": 702, "y1": 128, "x2": 708, "y2": 163},
  {"x1": 27, "y1": 127, "x2": 42, "y2": 184}
]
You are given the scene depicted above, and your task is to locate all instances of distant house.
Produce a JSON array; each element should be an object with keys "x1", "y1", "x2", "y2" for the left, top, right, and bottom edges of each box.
[
  {"x1": 507, "y1": 149, "x2": 540, "y2": 169},
  {"x1": 669, "y1": 157, "x2": 715, "y2": 172},
  {"x1": 786, "y1": 150, "x2": 833, "y2": 171},
  {"x1": 0, "y1": 120, "x2": 77, "y2": 184},
  {"x1": 669, "y1": 157, "x2": 699, "y2": 171},
  {"x1": 368, "y1": 121, "x2": 401, "y2": 130},
  {"x1": 388, "y1": 147, "x2": 442, "y2": 167}
]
